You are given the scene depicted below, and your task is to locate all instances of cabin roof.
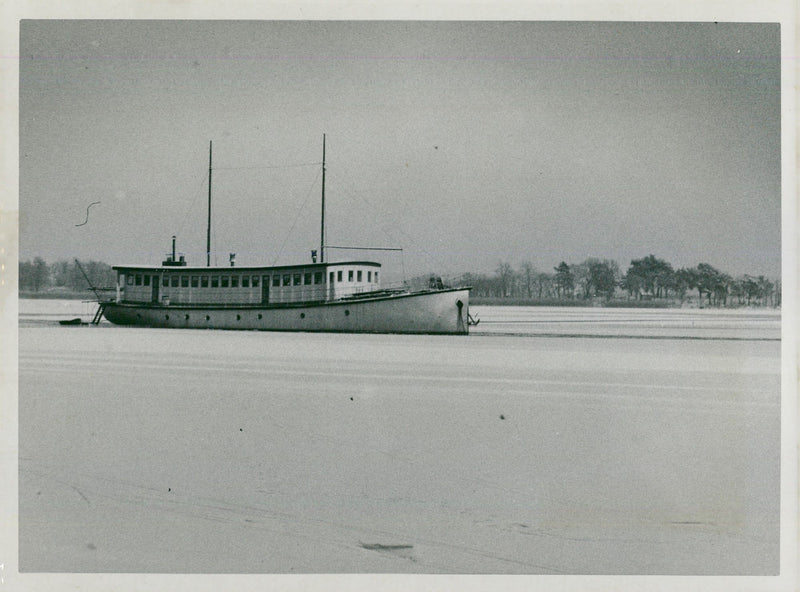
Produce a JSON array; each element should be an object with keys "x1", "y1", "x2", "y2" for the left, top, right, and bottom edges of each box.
[{"x1": 112, "y1": 261, "x2": 382, "y2": 272}]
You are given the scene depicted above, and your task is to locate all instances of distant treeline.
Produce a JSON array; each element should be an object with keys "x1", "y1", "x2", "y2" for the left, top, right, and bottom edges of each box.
[
  {"x1": 19, "y1": 255, "x2": 781, "y2": 308},
  {"x1": 18, "y1": 258, "x2": 115, "y2": 295},
  {"x1": 463, "y1": 255, "x2": 780, "y2": 308}
]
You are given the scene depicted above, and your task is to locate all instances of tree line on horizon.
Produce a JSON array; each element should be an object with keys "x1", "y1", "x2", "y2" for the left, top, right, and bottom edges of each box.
[
  {"x1": 463, "y1": 255, "x2": 780, "y2": 307},
  {"x1": 18, "y1": 254, "x2": 781, "y2": 308},
  {"x1": 18, "y1": 258, "x2": 116, "y2": 294}
]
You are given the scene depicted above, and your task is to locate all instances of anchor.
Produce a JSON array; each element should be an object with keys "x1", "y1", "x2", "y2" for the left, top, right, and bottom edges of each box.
[{"x1": 456, "y1": 299, "x2": 466, "y2": 333}]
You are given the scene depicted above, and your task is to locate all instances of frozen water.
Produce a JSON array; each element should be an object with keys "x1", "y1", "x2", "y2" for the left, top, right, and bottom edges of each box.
[
  {"x1": 470, "y1": 305, "x2": 780, "y2": 340},
  {"x1": 17, "y1": 301, "x2": 780, "y2": 574}
]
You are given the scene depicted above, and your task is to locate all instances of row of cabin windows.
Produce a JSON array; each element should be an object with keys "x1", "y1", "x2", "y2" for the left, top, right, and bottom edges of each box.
[
  {"x1": 126, "y1": 270, "x2": 377, "y2": 288},
  {"x1": 328, "y1": 270, "x2": 375, "y2": 283}
]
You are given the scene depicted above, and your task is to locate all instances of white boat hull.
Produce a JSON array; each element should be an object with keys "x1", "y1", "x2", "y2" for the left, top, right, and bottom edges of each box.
[{"x1": 102, "y1": 288, "x2": 471, "y2": 334}]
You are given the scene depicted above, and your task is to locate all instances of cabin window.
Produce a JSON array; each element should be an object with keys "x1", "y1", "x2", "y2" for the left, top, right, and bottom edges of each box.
[
  {"x1": 221, "y1": 276, "x2": 229, "y2": 288},
  {"x1": 144, "y1": 275, "x2": 151, "y2": 286},
  {"x1": 232, "y1": 276, "x2": 239, "y2": 288},
  {"x1": 252, "y1": 276, "x2": 259, "y2": 287},
  {"x1": 348, "y1": 270, "x2": 354, "y2": 282},
  {"x1": 273, "y1": 276, "x2": 280, "y2": 287},
  {"x1": 367, "y1": 271, "x2": 372, "y2": 282},
  {"x1": 211, "y1": 276, "x2": 219, "y2": 288},
  {"x1": 357, "y1": 270, "x2": 362, "y2": 282},
  {"x1": 201, "y1": 276, "x2": 208, "y2": 288},
  {"x1": 304, "y1": 273, "x2": 312, "y2": 285},
  {"x1": 181, "y1": 276, "x2": 189, "y2": 288},
  {"x1": 283, "y1": 274, "x2": 290, "y2": 286},
  {"x1": 135, "y1": 274, "x2": 142, "y2": 286},
  {"x1": 191, "y1": 276, "x2": 199, "y2": 288},
  {"x1": 314, "y1": 271, "x2": 323, "y2": 284},
  {"x1": 242, "y1": 276, "x2": 249, "y2": 288},
  {"x1": 337, "y1": 270, "x2": 343, "y2": 282},
  {"x1": 330, "y1": 272, "x2": 335, "y2": 284},
  {"x1": 171, "y1": 276, "x2": 179, "y2": 287},
  {"x1": 293, "y1": 273, "x2": 301, "y2": 286},
  {"x1": 127, "y1": 275, "x2": 134, "y2": 286},
  {"x1": 375, "y1": 271, "x2": 379, "y2": 282}
]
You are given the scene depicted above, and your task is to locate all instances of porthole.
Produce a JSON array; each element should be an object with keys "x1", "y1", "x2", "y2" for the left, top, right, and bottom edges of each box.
[
  {"x1": 344, "y1": 309, "x2": 350, "y2": 316},
  {"x1": 165, "y1": 315, "x2": 169, "y2": 320},
  {"x1": 185, "y1": 314, "x2": 190, "y2": 320},
  {"x1": 300, "y1": 313, "x2": 305, "y2": 319},
  {"x1": 258, "y1": 314, "x2": 262, "y2": 320},
  {"x1": 236, "y1": 314, "x2": 241, "y2": 321},
  {"x1": 205, "y1": 315, "x2": 210, "y2": 321},
  {"x1": 136, "y1": 313, "x2": 141, "y2": 319}
]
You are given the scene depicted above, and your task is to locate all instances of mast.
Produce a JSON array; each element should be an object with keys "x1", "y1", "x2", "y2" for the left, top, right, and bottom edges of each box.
[
  {"x1": 207, "y1": 140, "x2": 212, "y2": 267},
  {"x1": 320, "y1": 134, "x2": 326, "y2": 264}
]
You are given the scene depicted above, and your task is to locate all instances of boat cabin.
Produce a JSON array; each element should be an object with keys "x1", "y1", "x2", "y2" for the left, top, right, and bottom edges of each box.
[{"x1": 113, "y1": 261, "x2": 381, "y2": 306}]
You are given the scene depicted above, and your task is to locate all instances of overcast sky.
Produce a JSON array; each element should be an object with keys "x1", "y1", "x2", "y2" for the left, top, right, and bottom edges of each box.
[{"x1": 18, "y1": 20, "x2": 781, "y2": 279}]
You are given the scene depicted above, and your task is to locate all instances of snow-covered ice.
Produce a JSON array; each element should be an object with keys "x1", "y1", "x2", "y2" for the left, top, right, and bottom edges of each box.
[{"x1": 17, "y1": 302, "x2": 780, "y2": 575}]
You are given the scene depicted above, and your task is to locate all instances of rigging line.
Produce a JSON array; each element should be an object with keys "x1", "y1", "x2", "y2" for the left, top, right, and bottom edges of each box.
[
  {"x1": 330, "y1": 164, "x2": 449, "y2": 273},
  {"x1": 174, "y1": 169, "x2": 210, "y2": 241},
  {"x1": 271, "y1": 168, "x2": 322, "y2": 266},
  {"x1": 325, "y1": 245, "x2": 403, "y2": 251},
  {"x1": 326, "y1": 165, "x2": 406, "y2": 249},
  {"x1": 325, "y1": 166, "x2": 415, "y2": 282},
  {"x1": 212, "y1": 162, "x2": 320, "y2": 171}
]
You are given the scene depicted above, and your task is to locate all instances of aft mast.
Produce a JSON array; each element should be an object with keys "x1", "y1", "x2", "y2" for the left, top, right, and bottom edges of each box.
[
  {"x1": 207, "y1": 140, "x2": 212, "y2": 267},
  {"x1": 320, "y1": 134, "x2": 326, "y2": 264}
]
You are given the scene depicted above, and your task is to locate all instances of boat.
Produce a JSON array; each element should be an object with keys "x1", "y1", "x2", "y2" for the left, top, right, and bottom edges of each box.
[{"x1": 99, "y1": 137, "x2": 472, "y2": 334}]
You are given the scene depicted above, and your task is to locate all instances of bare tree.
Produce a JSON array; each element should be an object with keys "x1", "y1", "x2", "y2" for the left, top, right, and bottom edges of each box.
[
  {"x1": 519, "y1": 261, "x2": 536, "y2": 299},
  {"x1": 495, "y1": 261, "x2": 515, "y2": 298}
]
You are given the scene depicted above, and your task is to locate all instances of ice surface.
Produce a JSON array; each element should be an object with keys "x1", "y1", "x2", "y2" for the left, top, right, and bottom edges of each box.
[
  {"x1": 470, "y1": 305, "x2": 781, "y2": 340},
  {"x1": 17, "y1": 302, "x2": 780, "y2": 574}
]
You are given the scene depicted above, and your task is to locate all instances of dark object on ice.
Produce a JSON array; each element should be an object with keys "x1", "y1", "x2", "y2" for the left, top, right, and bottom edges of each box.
[
  {"x1": 59, "y1": 318, "x2": 87, "y2": 326},
  {"x1": 359, "y1": 542, "x2": 413, "y2": 551},
  {"x1": 500, "y1": 414, "x2": 505, "y2": 420}
]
